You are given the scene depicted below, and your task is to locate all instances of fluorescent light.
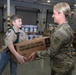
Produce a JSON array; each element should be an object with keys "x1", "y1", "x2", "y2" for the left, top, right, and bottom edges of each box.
[
  {"x1": 47, "y1": 0, "x2": 50, "y2": 3},
  {"x1": 74, "y1": 4, "x2": 76, "y2": 7}
]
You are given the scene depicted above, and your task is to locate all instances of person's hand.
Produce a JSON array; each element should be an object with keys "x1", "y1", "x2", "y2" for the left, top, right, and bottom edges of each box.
[
  {"x1": 16, "y1": 54, "x2": 27, "y2": 64},
  {"x1": 29, "y1": 52, "x2": 36, "y2": 61}
]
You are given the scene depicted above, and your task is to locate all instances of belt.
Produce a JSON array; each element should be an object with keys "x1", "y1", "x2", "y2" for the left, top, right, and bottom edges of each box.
[{"x1": 5, "y1": 48, "x2": 10, "y2": 54}]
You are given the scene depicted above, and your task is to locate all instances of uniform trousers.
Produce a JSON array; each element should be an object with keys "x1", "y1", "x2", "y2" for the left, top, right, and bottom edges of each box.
[
  {"x1": 0, "y1": 50, "x2": 17, "y2": 75},
  {"x1": 51, "y1": 69, "x2": 72, "y2": 75}
]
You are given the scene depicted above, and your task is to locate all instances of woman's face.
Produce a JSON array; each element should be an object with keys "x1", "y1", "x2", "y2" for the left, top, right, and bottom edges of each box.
[{"x1": 52, "y1": 9, "x2": 61, "y2": 24}]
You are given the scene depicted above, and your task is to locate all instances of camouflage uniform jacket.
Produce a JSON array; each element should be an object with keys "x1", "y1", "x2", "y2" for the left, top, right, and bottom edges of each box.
[{"x1": 36, "y1": 23, "x2": 75, "y2": 73}]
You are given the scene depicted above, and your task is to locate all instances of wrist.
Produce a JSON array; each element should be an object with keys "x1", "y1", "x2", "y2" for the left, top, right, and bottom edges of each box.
[{"x1": 35, "y1": 52, "x2": 39, "y2": 57}]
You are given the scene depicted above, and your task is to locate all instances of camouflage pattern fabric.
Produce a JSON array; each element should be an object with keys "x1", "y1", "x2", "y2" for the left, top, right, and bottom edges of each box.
[{"x1": 35, "y1": 23, "x2": 75, "y2": 75}]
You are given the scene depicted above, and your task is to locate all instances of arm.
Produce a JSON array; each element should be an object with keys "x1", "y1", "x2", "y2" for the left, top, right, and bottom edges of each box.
[
  {"x1": 29, "y1": 25, "x2": 73, "y2": 60},
  {"x1": 8, "y1": 44, "x2": 26, "y2": 64},
  {"x1": 4, "y1": 29, "x2": 26, "y2": 64},
  {"x1": 33, "y1": 29, "x2": 67, "y2": 59}
]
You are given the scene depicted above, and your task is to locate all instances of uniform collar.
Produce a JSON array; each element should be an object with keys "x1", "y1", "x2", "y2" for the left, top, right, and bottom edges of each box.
[
  {"x1": 61, "y1": 21, "x2": 68, "y2": 25},
  {"x1": 56, "y1": 22, "x2": 68, "y2": 31},
  {"x1": 58, "y1": 22, "x2": 68, "y2": 28},
  {"x1": 13, "y1": 26, "x2": 20, "y2": 33}
]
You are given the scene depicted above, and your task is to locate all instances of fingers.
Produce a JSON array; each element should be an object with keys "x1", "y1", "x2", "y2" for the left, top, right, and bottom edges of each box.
[
  {"x1": 18, "y1": 53, "x2": 35, "y2": 64},
  {"x1": 28, "y1": 53, "x2": 34, "y2": 59},
  {"x1": 18, "y1": 60, "x2": 24, "y2": 64},
  {"x1": 29, "y1": 54, "x2": 32, "y2": 59},
  {"x1": 29, "y1": 55, "x2": 33, "y2": 61},
  {"x1": 30, "y1": 56, "x2": 34, "y2": 61},
  {"x1": 29, "y1": 53, "x2": 35, "y2": 61},
  {"x1": 23, "y1": 57, "x2": 27, "y2": 60},
  {"x1": 19, "y1": 56, "x2": 27, "y2": 64}
]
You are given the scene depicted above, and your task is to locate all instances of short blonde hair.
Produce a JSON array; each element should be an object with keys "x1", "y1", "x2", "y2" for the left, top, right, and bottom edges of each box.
[{"x1": 54, "y1": 2, "x2": 73, "y2": 18}]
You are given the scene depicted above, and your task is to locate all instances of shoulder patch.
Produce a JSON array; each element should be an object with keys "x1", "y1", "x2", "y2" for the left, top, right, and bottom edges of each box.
[
  {"x1": 54, "y1": 37, "x2": 60, "y2": 45},
  {"x1": 4, "y1": 29, "x2": 11, "y2": 38}
]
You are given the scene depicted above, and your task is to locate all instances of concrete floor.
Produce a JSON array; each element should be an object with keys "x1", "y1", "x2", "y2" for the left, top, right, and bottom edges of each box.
[
  {"x1": 2, "y1": 59, "x2": 51, "y2": 75},
  {"x1": 1, "y1": 57, "x2": 76, "y2": 75},
  {"x1": 0, "y1": 32, "x2": 76, "y2": 75}
]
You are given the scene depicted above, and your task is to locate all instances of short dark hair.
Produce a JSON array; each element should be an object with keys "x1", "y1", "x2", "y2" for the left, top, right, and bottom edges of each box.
[{"x1": 10, "y1": 15, "x2": 22, "y2": 22}]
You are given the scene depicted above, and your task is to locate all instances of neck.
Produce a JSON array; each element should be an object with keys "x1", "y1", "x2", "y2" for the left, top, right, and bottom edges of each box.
[
  {"x1": 58, "y1": 19, "x2": 67, "y2": 25},
  {"x1": 13, "y1": 26, "x2": 19, "y2": 31}
]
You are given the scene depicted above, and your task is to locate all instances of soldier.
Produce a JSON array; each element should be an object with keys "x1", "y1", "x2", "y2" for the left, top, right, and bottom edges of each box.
[
  {"x1": 0, "y1": 15, "x2": 28, "y2": 75},
  {"x1": 29, "y1": 2, "x2": 75, "y2": 75}
]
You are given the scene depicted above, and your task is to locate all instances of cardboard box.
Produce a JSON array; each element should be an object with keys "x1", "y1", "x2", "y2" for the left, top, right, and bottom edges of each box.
[{"x1": 12, "y1": 37, "x2": 50, "y2": 63}]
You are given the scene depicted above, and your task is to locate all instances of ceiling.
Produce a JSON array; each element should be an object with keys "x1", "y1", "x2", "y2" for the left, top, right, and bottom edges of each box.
[
  {"x1": 12, "y1": 0, "x2": 76, "y2": 7},
  {"x1": 0, "y1": 0, "x2": 76, "y2": 12},
  {"x1": 12, "y1": 0, "x2": 76, "y2": 12}
]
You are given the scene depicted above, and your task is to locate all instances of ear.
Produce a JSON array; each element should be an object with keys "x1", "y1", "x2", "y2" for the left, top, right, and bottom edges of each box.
[
  {"x1": 12, "y1": 21, "x2": 15, "y2": 26},
  {"x1": 58, "y1": 12, "x2": 64, "y2": 17}
]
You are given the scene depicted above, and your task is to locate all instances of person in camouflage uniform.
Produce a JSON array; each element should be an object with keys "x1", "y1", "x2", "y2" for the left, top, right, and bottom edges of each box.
[{"x1": 29, "y1": 2, "x2": 75, "y2": 75}]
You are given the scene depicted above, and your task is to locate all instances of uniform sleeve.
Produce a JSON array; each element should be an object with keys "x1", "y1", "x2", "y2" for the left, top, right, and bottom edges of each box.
[
  {"x1": 24, "y1": 32, "x2": 28, "y2": 40},
  {"x1": 35, "y1": 48, "x2": 51, "y2": 58},
  {"x1": 49, "y1": 31, "x2": 65, "y2": 57},
  {"x1": 35, "y1": 29, "x2": 67, "y2": 58},
  {"x1": 4, "y1": 29, "x2": 15, "y2": 46},
  {"x1": 20, "y1": 30, "x2": 28, "y2": 41}
]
